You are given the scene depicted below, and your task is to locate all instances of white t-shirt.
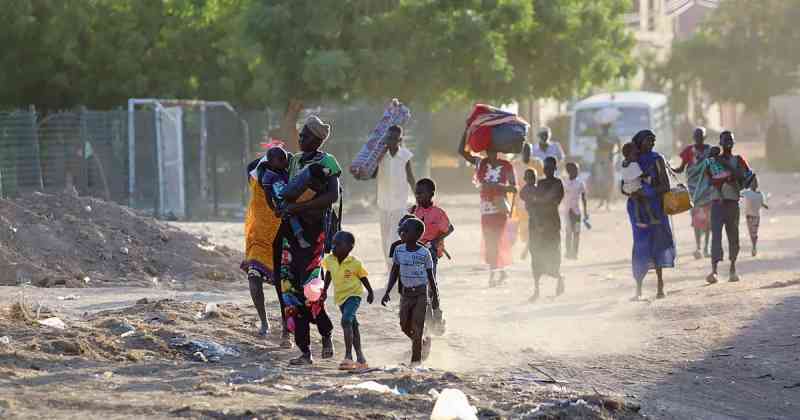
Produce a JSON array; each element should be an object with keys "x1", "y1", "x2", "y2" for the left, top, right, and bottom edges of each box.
[
  {"x1": 742, "y1": 190, "x2": 766, "y2": 217},
  {"x1": 562, "y1": 178, "x2": 586, "y2": 214},
  {"x1": 531, "y1": 141, "x2": 565, "y2": 163},
  {"x1": 620, "y1": 162, "x2": 643, "y2": 194},
  {"x1": 377, "y1": 146, "x2": 413, "y2": 211}
]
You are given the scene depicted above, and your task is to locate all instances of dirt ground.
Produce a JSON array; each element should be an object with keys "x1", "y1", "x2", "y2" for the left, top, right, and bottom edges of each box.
[
  {"x1": 1, "y1": 172, "x2": 799, "y2": 419},
  {"x1": 0, "y1": 191, "x2": 242, "y2": 289}
]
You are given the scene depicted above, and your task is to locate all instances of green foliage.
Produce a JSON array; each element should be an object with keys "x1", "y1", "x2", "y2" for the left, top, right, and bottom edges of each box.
[
  {"x1": 1, "y1": 0, "x2": 635, "y2": 110},
  {"x1": 245, "y1": 0, "x2": 635, "y2": 108},
  {"x1": 0, "y1": 0, "x2": 253, "y2": 110},
  {"x1": 662, "y1": 0, "x2": 800, "y2": 111}
]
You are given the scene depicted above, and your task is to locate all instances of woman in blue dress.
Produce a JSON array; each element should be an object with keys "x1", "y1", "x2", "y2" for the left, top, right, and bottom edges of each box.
[{"x1": 624, "y1": 129, "x2": 676, "y2": 300}]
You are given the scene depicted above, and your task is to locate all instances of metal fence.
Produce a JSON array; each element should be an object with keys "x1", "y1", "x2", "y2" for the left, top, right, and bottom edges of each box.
[
  {"x1": 0, "y1": 110, "x2": 42, "y2": 197},
  {"x1": 0, "y1": 102, "x2": 436, "y2": 219}
]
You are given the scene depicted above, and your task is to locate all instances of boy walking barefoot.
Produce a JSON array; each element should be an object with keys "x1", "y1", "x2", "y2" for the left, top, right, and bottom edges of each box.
[
  {"x1": 382, "y1": 218, "x2": 440, "y2": 366},
  {"x1": 322, "y1": 231, "x2": 374, "y2": 370}
]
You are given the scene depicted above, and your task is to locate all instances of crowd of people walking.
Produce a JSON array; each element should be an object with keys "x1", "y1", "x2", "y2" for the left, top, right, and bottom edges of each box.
[{"x1": 241, "y1": 112, "x2": 760, "y2": 367}]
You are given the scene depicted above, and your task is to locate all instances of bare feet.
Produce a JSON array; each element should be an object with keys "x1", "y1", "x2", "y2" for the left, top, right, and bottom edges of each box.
[
  {"x1": 529, "y1": 291, "x2": 540, "y2": 303},
  {"x1": 706, "y1": 273, "x2": 718, "y2": 285},
  {"x1": 656, "y1": 291, "x2": 666, "y2": 299},
  {"x1": 729, "y1": 271, "x2": 740, "y2": 282},
  {"x1": 555, "y1": 277, "x2": 565, "y2": 297},
  {"x1": 280, "y1": 331, "x2": 294, "y2": 349},
  {"x1": 421, "y1": 337, "x2": 432, "y2": 361},
  {"x1": 497, "y1": 271, "x2": 508, "y2": 285},
  {"x1": 693, "y1": 250, "x2": 702, "y2": 260}
]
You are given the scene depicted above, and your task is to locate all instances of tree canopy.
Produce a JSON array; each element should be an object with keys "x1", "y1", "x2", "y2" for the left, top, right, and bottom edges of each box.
[
  {"x1": 0, "y1": 0, "x2": 252, "y2": 110},
  {"x1": 244, "y1": 0, "x2": 635, "y2": 108},
  {"x1": 1, "y1": 0, "x2": 635, "y2": 112},
  {"x1": 660, "y1": 0, "x2": 800, "y2": 112}
]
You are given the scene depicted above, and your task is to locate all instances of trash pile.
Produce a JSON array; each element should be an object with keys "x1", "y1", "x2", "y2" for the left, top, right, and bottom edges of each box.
[
  {"x1": 0, "y1": 192, "x2": 242, "y2": 288},
  {"x1": 0, "y1": 298, "x2": 248, "y2": 364}
]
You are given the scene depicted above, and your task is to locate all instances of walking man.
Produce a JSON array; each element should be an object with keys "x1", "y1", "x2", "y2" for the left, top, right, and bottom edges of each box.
[
  {"x1": 673, "y1": 127, "x2": 713, "y2": 259},
  {"x1": 706, "y1": 131, "x2": 754, "y2": 284},
  {"x1": 377, "y1": 125, "x2": 416, "y2": 271}
]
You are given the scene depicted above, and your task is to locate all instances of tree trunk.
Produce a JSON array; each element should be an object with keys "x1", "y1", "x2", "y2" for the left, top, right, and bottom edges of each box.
[{"x1": 277, "y1": 99, "x2": 303, "y2": 152}]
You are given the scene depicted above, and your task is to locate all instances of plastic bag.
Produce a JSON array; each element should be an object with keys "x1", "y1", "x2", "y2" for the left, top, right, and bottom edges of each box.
[{"x1": 430, "y1": 388, "x2": 478, "y2": 420}]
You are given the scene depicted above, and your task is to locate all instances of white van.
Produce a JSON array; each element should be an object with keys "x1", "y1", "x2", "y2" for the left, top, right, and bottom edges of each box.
[{"x1": 569, "y1": 91, "x2": 674, "y2": 166}]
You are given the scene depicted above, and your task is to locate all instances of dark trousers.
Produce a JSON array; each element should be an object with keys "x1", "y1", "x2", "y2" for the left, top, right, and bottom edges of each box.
[
  {"x1": 294, "y1": 306, "x2": 333, "y2": 355},
  {"x1": 711, "y1": 200, "x2": 740, "y2": 264},
  {"x1": 399, "y1": 286, "x2": 428, "y2": 362}
]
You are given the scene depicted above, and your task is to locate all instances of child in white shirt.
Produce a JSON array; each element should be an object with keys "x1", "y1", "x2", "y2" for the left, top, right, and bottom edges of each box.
[{"x1": 621, "y1": 142, "x2": 660, "y2": 228}]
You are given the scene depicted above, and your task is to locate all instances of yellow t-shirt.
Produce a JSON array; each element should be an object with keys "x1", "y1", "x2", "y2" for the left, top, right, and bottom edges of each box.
[{"x1": 321, "y1": 255, "x2": 369, "y2": 306}]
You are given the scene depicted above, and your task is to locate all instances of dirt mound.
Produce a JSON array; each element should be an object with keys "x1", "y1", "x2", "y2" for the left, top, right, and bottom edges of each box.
[{"x1": 0, "y1": 192, "x2": 242, "y2": 288}]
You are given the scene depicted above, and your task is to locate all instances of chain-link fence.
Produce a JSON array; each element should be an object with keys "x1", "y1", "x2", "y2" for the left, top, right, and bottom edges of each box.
[
  {"x1": 1, "y1": 102, "x2": 437, "y2": 219},
  {"x1": 0, "y1": 110, "x2": 42, "y2": 197}
]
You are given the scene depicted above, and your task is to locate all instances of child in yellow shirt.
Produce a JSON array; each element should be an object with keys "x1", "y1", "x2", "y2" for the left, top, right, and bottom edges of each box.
[{"x1": 322, "y1": 231, "x2": 374, "y2": 370}]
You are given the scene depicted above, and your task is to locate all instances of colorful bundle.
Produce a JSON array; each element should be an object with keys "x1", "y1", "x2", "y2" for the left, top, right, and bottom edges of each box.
[
  {"x1": 349, "y1": 99, "x2": 412, "y2": 180},
  {"x1": 465, "y1": 104, "x2": 529, "y2": 154}
]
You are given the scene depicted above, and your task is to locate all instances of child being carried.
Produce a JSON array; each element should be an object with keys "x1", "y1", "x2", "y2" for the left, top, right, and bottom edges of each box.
[
  {"x1": 621, "y1": 142, "x2": 661, "y2": 228},
  {"x1": 261, "y1": 147, "x2": 331, "y2": 248}
]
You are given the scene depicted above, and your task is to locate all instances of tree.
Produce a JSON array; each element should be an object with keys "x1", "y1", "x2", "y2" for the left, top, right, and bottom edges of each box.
[
  {"x1": 660, "y1": 0, "x2": 800, "y2": 112},
  {"x1": 244, "y1": 0, "x2": 635, "y2": 141},
  {"x1": 0, "y1": 0, "x2": 254, "y2": 110}
]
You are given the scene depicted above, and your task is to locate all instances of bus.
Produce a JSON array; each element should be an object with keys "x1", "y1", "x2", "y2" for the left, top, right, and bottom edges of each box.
[{"x1": 569, "y1": 91, "x2": 674, "y2": 166}]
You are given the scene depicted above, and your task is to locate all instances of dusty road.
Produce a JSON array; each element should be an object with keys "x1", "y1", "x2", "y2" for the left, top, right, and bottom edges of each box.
[{"x1": 1, "y1": 172, "x2": 799, "y2": 419}]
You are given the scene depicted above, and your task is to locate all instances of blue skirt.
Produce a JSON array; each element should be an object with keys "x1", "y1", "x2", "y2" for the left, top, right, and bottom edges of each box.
[{"x1": 628, "y1": 194, "x2": 676, "y2": 283}]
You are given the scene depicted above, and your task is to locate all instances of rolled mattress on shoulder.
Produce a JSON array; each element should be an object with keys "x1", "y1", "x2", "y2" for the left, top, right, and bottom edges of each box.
[{"x1": 349, "y1": 99, "x2": 411, "y2": 181}]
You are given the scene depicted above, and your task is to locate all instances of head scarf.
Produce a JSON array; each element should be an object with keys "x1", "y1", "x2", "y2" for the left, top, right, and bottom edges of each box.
[
  {"x1": 304, "y1": 115, "x2": 331, "y2": 141},
  {"x1": 632, "y1": 129, "x2": 655, "y2": 148}
]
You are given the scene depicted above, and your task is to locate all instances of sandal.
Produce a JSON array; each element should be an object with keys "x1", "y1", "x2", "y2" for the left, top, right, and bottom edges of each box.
[{"x1": 338, "y1": 359, "x2": 356, "y2": 370}]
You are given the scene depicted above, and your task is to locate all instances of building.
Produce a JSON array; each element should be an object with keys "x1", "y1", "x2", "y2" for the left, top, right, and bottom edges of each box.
[{"x1": 519, "y1": 1, "x2": 726, "y2": 141}]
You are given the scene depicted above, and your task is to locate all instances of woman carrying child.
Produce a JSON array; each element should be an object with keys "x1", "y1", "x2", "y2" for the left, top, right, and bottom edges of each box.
[
  {"x1": 278, "y1": 116, "x2": 342, "y2": 365},
  {"x1": 624, "y1": 130, "x2": 676, "y2": 301}
]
